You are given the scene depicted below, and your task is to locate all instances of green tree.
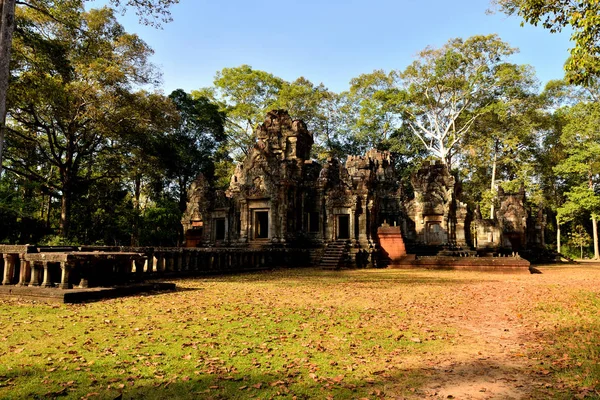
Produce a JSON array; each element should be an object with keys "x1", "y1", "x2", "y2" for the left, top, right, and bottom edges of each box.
[
  {"x1": 569, "y1": 224, "x2": 592, "y2": 260},
  {"x1": 494, "y1": 0, "x2": 600, "y2": 85},
  {"x1": 195, "y1": 65, "x2": 284, "y2": 160},
  {"x1": 5, "y1": 6, "x2": 171, "y2": 238},
  {"x1": 388, "y1": 35, "x2": 518, "y2": 166},
  {"x1": 343, "y1": 70, "x2": 399, "y2": 154},
  {"x1": 0, "y1": 0, "x2": 179, "y2": 176},
  {"x1": 163, "y1": 89, "x2": 225, "y2": 211},
  {"x1": 463, "y1": 63, "x2": 541, "y2": 217},
  {"x1": 555, "y1": 101, "x2": 600, "y2": 260}
]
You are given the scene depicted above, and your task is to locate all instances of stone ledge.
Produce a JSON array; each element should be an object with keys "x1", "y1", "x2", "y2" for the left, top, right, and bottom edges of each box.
[
  {"x1": 0, "y1": 282, "x2": 176, "y2": 304},
  {"x1": 388, "y1": 256, "x2": 531, "y2": 273}
]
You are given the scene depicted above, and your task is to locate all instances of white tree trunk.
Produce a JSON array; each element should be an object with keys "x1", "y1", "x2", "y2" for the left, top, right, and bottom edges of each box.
[
  {"x1": 556, "y1": 218, "x2": 561, "y2": 254},
  {"x1": 490, "y1": 149, "x2": 497, "y2": 218},
  {"x1": 0, "y1": 0, "x2": 17, "y2": 176},
  {"x1": 593, "y1": 215, "x2": 599, "y2": 260}
]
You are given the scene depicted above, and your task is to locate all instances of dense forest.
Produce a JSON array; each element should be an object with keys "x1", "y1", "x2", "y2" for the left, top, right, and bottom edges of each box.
[{"x1": 0, "y1": 1, "x2": 598, "y2": 259}]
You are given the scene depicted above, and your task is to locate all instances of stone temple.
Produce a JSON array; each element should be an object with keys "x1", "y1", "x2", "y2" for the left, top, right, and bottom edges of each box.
[{"x1": 181, "y1": 110, "x2": 541, "y2": 269}]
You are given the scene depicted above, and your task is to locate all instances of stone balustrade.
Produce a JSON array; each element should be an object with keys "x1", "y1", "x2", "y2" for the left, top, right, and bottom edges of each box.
[{"x1": 0, "y1": 245, "x2": 309, "y2": 289}]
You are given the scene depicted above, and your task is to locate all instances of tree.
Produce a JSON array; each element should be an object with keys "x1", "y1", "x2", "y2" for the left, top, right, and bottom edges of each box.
[
  {"x1": 463, "y1": 63, "x2": 541, "y2": 217},
  {"x1": 569, "y1": 224, "x2": 592, "y2": 260},
  {"x1": 5, "y1": 6, "x2": 172, "y2": 238},
  {"x1": 163, "y1": 89, "x2": 225, "y2": 211},
  {"x1": 494, "y1": 0, "x2": 600, "y2": 85},
  {"x1": 388, "y1": 35, "x2": 518, "y2": 166},
  {"x1": 555, "y1": 101, "x2": 600, "y2": 260},
  {"x1": 195, "y1": 65, "x2": 284, "y2": 160},
  {"x1": 0, "y1": 0, "x2": 16, "y2": 177},
  {"x1": 0, "y1": 0, "x2": 179, "y2": 176}
]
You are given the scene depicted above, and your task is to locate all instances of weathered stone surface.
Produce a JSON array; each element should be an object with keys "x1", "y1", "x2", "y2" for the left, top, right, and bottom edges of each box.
[
  {"x1": 405, "y1": 161, "x2": 468, "y2": 246},
  {"x1": 180, "y1": 109, "x2": 546, "y2": 269},
  {"x1": 377, "y1": 223, "x2": 407, "y2": 263}
]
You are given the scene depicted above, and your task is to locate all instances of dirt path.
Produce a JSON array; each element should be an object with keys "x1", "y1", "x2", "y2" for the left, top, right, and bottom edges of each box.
[{"x1": 408, "y1": 274, "x2": 555, "y2": 399}]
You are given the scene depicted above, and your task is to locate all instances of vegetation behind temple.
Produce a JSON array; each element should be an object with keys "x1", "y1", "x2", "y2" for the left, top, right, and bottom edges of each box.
[{"x1": 0, "y1": 3, "x2": 598, "y2": 258}]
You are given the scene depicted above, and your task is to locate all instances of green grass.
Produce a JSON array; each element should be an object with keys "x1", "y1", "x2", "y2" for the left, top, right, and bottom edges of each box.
[
  {"x1": 0, "y1": 269, "x2": 457, "y2": 399},
  {"x1": 1, "y1": 266, "x2": 599, "y2": 399},
  {"x1": 528, "y1": 287, "x2": 600, "y2": 399}
]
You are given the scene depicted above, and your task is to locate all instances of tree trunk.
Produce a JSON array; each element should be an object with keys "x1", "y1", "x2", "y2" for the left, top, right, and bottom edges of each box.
[
  {"x1": 0, "y1": 0, "x2": 17, "y2": 176},
  {"x1": 593, "y1": 215, "x2": 599, "y2": 260},
  {"x1": 490, "y1": 147, "x2": 497, "y2": 218},
  {"x1": 59, "y1": 178, "x2": 71, "y2": 239},
  {"x1": 131, "y1": 174, "x2": 141, "y2": 246},
  {"x1": 556, "y1": 218, "x2": 561, "y2": 254}
]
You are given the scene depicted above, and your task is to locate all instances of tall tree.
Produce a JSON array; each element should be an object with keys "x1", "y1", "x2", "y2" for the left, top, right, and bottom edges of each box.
[
  {"x1": 343, "y1": 70, "x2": 399, "y2": 154},
  {"x1": 0, "y1": 0, "x2": 16, "y2": 177},
  {"x1": 463, "y1": 63, "x2": 541, "y2": 217},
  {"x1": 389, "y1": 35, "x2": 518, "y2": 166},
  {"x1": 163, "y1": 89, "x2": 225, "y2": 211},
  {"x1": 555, "y1": 101, "x2": 600, "y2": 260},
  {"x1": 6, "y1": 6, "x2": 171, "y2": 238},
  {"x1": 0, "y1": 0, "x2": 179, "y2": 176},
  {"x1": 195, "y1": 65, "x2": 284, "y2": 160}
]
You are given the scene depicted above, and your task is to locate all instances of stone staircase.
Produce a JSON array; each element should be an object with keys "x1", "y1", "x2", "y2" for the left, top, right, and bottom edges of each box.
[{"x1": 320, "y1": 240, "x2": 350, "y2": 269}]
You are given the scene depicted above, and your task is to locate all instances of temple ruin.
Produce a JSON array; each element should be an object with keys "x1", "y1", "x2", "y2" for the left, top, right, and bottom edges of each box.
[{"x1": 181, "y1": 110, "x2": 538, "y2": 270}]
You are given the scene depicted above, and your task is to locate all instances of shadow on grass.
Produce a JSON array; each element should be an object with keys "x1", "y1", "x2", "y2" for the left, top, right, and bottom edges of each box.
[
  {"x1": 190, "y1": 267, "x2": 494, "y2": 289},
  {"x1": 0, "y1": 356, "x2": 560, "y2": 400}
]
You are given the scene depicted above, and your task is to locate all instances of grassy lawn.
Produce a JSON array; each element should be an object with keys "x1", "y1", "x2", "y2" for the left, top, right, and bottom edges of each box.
[{"x1": 1, "y1": 266, "x2": 599, "y2": 399}]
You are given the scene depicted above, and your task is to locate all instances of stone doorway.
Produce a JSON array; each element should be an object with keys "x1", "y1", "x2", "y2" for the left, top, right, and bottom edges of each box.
[
  {"x1": 254, "y1": 211, "x2": 269, "y2": 239},
  {"x1": 337, "y1": 214, "x2": 350, "y2": 240}
]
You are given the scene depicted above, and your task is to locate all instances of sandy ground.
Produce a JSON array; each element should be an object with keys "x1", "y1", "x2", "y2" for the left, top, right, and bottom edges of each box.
[{"x1": 402, "y1": 263, "x2": 600, "y2": 399}]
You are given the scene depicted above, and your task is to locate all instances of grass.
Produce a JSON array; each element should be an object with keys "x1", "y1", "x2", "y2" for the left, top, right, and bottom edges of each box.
[{"x1": 1, "y1": 266, "x2": 599, "y2": 399}]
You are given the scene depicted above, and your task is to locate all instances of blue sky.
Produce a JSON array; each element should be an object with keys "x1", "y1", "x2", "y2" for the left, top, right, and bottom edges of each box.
[{"x1": 96, "y1": 0, "x2": 573, "y2": 94}]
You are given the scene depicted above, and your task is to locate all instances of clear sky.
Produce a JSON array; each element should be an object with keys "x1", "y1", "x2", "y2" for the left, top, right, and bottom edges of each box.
[{"x1": 95, "y1": 0, "x2": 574, "y2": 95}]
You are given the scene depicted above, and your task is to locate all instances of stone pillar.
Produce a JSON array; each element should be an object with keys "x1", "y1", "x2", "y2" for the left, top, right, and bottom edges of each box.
[
  {"x1": 350, "y1": 207, "x2": 356, "y2": 244},
  {"x1": 29, "y1": 262, "x2": 40, "y2": 286},
  {"x1": 59, "y1": 261, "x2": 71, "y2": 289},
  {"x1": 240, "y1": 200, "x2": 249, "y2": 243},
  {"x1": 41, "y1": 262, "x2": 52, "y2": 288},
  {"x1": 156, "y1": 253, "x2": 164, "y2": 273},
  {"x1": 182, "y1": 251, "x2": 189, "y2": 271},
  {"x1": 177, "y1": 252, "x2": 183, "y2": 272},
  {"x1": 134, "y1": 258, "x2": 145, "y2": 279},
  {"x1": 18, "y1": 255, "x2": 30, "y2": 286},
  {"x1": 192, "y1": 251, "x2": 199, "y2": 271},
  {"x1": 358, "y1": 196, "x2": 368, "y2": 245},
  {"x1": 2, "y1": 254, "x2": 15, "y2": 285}
]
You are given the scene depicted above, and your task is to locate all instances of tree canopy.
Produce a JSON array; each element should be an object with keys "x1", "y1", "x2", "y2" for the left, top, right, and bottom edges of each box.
[{"x1": 494, "y1": 0, "x2": 600, "y2": 85}]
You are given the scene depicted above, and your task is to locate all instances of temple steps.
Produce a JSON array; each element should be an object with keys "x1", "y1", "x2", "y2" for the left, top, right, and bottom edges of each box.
[{"x1": 320, "y1": 240, "x2": 350, "y2": 270}]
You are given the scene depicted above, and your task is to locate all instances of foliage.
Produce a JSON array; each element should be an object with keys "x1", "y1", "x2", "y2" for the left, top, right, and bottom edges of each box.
[
  {"x1": 5, "y1": 5, "x2": 175, "y2": 238},
  {"x1": 389, "y1": 35, "x2": 518, "y2": 165},
  {"x1": 568, "y1": 224, "x2": 592, "y2": 259},
  {"x1": 494, "y1": 0, "x2": 600, "y2": 85},
  {"x1": 161, "y1": 89, "x2": 225, "y2": 206}
]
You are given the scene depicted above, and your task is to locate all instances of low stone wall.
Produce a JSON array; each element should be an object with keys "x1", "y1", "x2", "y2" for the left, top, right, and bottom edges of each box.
[
  {"x1": 0, "y1": 245, "x2": 310, "y2": 289},
  {"x1": 387, "y1": 254, "x2": 530, "y2": 272}
]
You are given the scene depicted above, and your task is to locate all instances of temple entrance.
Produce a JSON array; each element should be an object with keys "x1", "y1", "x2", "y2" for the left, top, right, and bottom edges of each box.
[
  {"x1": 337, "y1": 214, "x2": 350, "y2": 240},
  {"x1": 426, "y1": 221, "x2": 444, "y2": 245},
  {"x1": 254, "y1": 211, "x2": 269, "y2": 239}
]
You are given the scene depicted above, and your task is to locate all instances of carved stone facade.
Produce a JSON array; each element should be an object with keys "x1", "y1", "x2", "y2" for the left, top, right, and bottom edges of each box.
[
  {"x1": 473, "y1": 187, "x2": 546, "y2": 252},
  {"x1": 405, "y1": 161, "x2": 468, "y2": 247},
  {"x1": 181, "y1": 110, "x2": 542, "y2": 258},
  {"x1": 181, "y1": 110, "x2": 404, "y2": 250}
]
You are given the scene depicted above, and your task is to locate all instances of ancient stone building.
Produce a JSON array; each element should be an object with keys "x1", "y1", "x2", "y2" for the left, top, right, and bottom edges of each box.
[
  {"x1": 181, "y1": 110, "x2": 540, "y2": 264},
  {"x1": 182, "y1": 110, "x2": 404, "y2": 251},
  {"x1": 473, "y1": 187, "x2": 546, "y2": 252},
  {"x1": 405, "y1": 161, "x2": 468, "y2": 247}
]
